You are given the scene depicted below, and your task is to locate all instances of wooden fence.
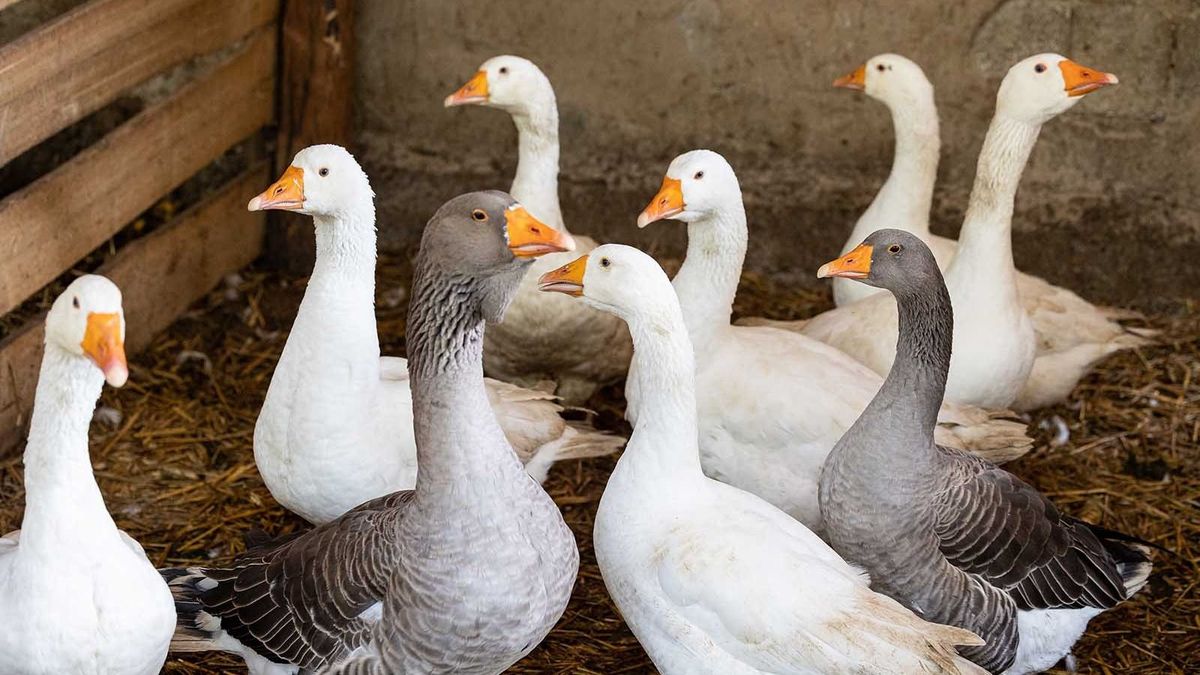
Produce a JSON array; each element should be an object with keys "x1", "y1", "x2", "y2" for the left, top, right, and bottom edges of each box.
[{"x1": 0, "y1": 0, "x2": 353, "y2": 454}]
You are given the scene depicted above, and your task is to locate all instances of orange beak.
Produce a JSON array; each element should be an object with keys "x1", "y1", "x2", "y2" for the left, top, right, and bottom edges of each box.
[
  {"x1": 505, "y1": 205, "x2": 575, "y2": 257},
  {"x1": 538, "y1": 255, "x2": 588, "y2": 297},
  {"x1": 81, "y1": 312, "x2": 128, "y2": 387},
  {"x1": 1059, "y1": 59, "x2": 1118, "y2": 97},
  {"x1": 248, "y1": 166, "x2": 305, "y2": 211},
  {"x1": 444, "y1": 70, "x2": 490, "y2": 107},
  {"x1": 817, "y1": 243, "x2": 873, "y2": 280},
  {"x1": 833, "y1": 63, "x2": 867, "y2": 91},
  {"x1": 637, "y1": 176, "x2": 685, "y2": 228}
]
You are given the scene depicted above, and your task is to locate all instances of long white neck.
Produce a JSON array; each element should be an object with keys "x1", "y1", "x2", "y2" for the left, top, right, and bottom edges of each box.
[
  {"x1": 19, "y1": 345, "x2": 119, "y2": 558},
  {"x1": 856, "y1": 96, "x2": 941, "y2": 243},
  {"x1": 671, "y1": 202, "x2": 747, "y2": 348},
  {"x1": 943, "y1": 114, "x2": 1041, "y2": 298},
  {"x1": 847, "y1": 95, "x2": 940, "y2": 250},
  {"x1": 285, "y1": 200, "x2": 380, "y2": 380},
  {"x1": 617, "y1": 300, "x2": 703, "y2": 482},
  {"x1": 508, "y1": 96, "x2": 565, "y2": 233}
]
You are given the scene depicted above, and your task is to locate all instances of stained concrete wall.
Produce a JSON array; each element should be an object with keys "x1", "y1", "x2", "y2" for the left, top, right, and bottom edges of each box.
[{"x1": 355, "y1": 0, "x2": 1200, "y2": 310}]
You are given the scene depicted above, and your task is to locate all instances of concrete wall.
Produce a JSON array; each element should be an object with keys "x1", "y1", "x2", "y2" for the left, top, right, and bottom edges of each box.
[{"x1": 355, "y1": 0, "x2": 1200, "y2": 310}]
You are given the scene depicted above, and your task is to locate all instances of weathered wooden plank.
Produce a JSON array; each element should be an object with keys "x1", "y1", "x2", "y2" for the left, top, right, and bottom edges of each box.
[
  {"x1": 0, "y1": 0, "x2": 277, "y2": 165},
  {"x1": 0, "y1": 28, "x2": 274, "y2": 317},
  {"x1": 0, "y1": 167, "x2": 268, "y2": 456},
  {"x1": 267, "y1": 0, "x2": 355, "y2": 274}
]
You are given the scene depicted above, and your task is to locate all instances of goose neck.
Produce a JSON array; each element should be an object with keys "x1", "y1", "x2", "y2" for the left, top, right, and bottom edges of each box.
[
  {"x1": 884, "y1": 99, "x2": 940, "y2": 235},
  {"x1": 833, "y1": 280, "x2": 951, "y2": 474},
  {"x1": 406, "y1": 260, "x2": 523, "y2": 500},
  {"x1": 291, "y1": 206, "x2": 381, "y2": 374},
  {"x1": 672, "y1": 205, "x2": 747, "y2": 342},
  {"x1": 19, "y1": 346, "x2": 119, "y2": 556},
  {"x1": 510, "y1": 101, "x2": 564, "y2": 233},
  {"x1": 621, "y1": 304, "x2": 703, "y2": 478},
  {"x1": 945, "y1": 114, "x2": 1040, "y2": 287}
]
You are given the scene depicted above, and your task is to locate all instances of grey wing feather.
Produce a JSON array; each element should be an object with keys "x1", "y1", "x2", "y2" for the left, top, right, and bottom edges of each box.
[
  {"x1": 195, "y1": 491, "x2": 412, "y2": 670},
  {"x1": 932, "y1": 449, "x2": 1136, "y2": 611}
]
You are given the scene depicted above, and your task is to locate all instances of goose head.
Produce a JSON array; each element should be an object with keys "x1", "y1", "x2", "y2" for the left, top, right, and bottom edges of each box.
[
  {"x1": 46, "y1": 275, "x2": 128, "y2": 387},
  {"x1": 996, "y1": 54, "x2": 1117, "y2": 124},
  {"x1": 247, "y1": 144, "x2": 373, "y2": 219},
  {"x1": 818, "y1": 229, "x2": 941, "y2": 297},
  {"x1": 537, "y1": 244, "x2": 674, "y2": 322},
  {"x1": 425, "y1": 190, "x2": 574, "y2": 322},
  {"x1": 637, "y1": 149, "x2": 742, "y2": 227},
  {"x1": 444, "y1": 55, "x2": 554, "y2": 114},
  {"x1": 835, "y1": 53, "x2": 934, "y2": 110}
]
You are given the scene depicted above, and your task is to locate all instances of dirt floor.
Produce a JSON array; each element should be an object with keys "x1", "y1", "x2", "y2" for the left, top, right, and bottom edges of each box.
[{"x1": 0, "y1": 254, "x2": 1196, "y2": 674}]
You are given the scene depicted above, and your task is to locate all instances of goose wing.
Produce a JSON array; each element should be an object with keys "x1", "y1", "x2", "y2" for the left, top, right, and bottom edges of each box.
[
  {"x1": 187, "y1": 491, "x2": 410, "y2": 670},
  {"x1": 932, "y1": 452, "x2": 1132, "y2": 610}
]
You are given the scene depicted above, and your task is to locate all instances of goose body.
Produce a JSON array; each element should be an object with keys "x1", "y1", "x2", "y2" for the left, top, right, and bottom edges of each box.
[
  {"x1": 756, "y1": 54, "x2": 1143, "y2": 410},
  {"x1": 633, "y1": 150, "x2": 1031, "y2": 531},
  {"x1": 251, "y1": 146, "x2": 621, "y2": 525},
  {"x1": 539, "y1": 244, "x2": 986, "y2": 675},
  {"x1": 0, "y1": 276, "x2": 174, "y2": 675},
  {"x1": 165, "y1": 192, "x2": 579, "y2": 674},
  {"x1": 818, "y1": 230, "x2": 1151, "y2": 674},
  {"x1": 446, "y1": 55, "x2": 632, "y2": 404}
]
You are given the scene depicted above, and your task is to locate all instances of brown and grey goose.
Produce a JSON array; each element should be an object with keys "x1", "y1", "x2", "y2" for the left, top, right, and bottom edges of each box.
[
  {"x1": 818, "y1": 230, "x2": 1152, "y2": 674},
  {"x1": 163, "y1": 191, "x2": 580, "y2": 675}
]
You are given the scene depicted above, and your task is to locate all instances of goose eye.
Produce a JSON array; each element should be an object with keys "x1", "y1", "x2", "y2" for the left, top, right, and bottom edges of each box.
[
  {"x1": 888, "y1": 244, "x2": 902, "y2": 254},
  {"x1": 877, "y1": 64, "x2": 886, "y2": 72},
  {"x1": 471, "y1": 209, "x2": 488, "y2": 222},
  {"x1": 318, "y1": 167, "x2": 330, "y2": 177},
  {"x1": 72, "y1": 297, "x2": 80, "y2": 309},
  {"x1": 1034, "y1": 63, "x2": 1047, "y2": 73},
  {"x1": 499, "y1": 67, "x2": 508, "y2": 75},
  {"x1": 694, "y1": 171, "x2": 704, "y2": 180},
  {"x1": 600, "y1": 257, "x2": 611, "y2": 268}
]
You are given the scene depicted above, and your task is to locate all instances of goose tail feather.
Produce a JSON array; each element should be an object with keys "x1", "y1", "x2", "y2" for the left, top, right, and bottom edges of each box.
[{"x1": 160, "y1": 567, "x2": 220, "y2": 651}]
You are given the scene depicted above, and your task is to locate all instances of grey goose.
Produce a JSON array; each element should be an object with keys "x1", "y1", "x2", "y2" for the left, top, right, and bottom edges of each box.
[
  {"x1": 163, "y1": 191, "x2": 580, "y2": 674},
  {"x1": 817, "y1": 229, "x2": 1152, "y2": 674}
]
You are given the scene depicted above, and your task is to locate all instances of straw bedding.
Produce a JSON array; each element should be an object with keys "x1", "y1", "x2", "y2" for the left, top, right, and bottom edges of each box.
[{"x1": 0, "y1": 256, "x2": 1194, "y2": 674}]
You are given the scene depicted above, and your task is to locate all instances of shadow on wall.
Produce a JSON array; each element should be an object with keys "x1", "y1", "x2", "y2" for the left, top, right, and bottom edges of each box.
[{"x1": 353, "y1": 0, "x2": 1200, "y2": 310}]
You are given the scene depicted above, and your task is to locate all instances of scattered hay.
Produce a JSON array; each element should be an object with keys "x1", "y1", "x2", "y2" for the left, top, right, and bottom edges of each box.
[{"x1": 0, "y1": 259, "x2": 1194, "y2": 674}]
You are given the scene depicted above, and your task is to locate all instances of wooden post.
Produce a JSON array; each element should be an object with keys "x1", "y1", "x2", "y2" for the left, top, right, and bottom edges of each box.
[{"x1": 267, "y1": 0, "x2": 355, "y2": 274}]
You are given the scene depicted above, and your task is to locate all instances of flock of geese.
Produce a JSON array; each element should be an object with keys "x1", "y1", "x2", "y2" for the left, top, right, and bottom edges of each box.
[{"x1": 0, "y1": 50, "x2": 1158, "y2": 675}]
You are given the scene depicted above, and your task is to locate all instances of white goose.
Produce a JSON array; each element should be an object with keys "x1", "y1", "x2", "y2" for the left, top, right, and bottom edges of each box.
[
  {"x1": 634, "y1": 149, "x2": 1031, "y2": 531},
  {"x1": 792, "y1": 54, "x2": 1119, "y2": 409},
  {"x1": 752, "y1": 54, "x2": 1143, "y2": 410},
  {"x1": 249, "y1": 145, "x2": 622, "y2": 525},
  {"x1": 538, "y1": 245, "x2": 985, "y2": 675},
  {"x1": 829, "y1": 54, "x2": 945, "y2": 307},
  {"x1": 0, "y1": 276, "x2": 174, "y2": 675},
  {"x1": 445, "y1": 55, "x2": 632, "y2": 404}
]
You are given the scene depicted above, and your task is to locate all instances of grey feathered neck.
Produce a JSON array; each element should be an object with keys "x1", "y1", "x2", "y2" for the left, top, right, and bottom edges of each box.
[
  {"x1": 406, "y1": 260, "x2": 486, "y2": 382},
  {"x1": 845, "y1": 267, "x2": 953, "y2": 459},
  {"x1": 405, "y1": 247, "x2": 529, "y2": 497}
]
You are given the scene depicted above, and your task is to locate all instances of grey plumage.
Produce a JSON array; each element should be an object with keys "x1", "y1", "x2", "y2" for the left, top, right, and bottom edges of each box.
[
  {"x1": 163, "y1": 191, "x2": 578, "y2": 674},
  {"x1": 820, "y1": 230, "x2": 1151, "y2": 673}
]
